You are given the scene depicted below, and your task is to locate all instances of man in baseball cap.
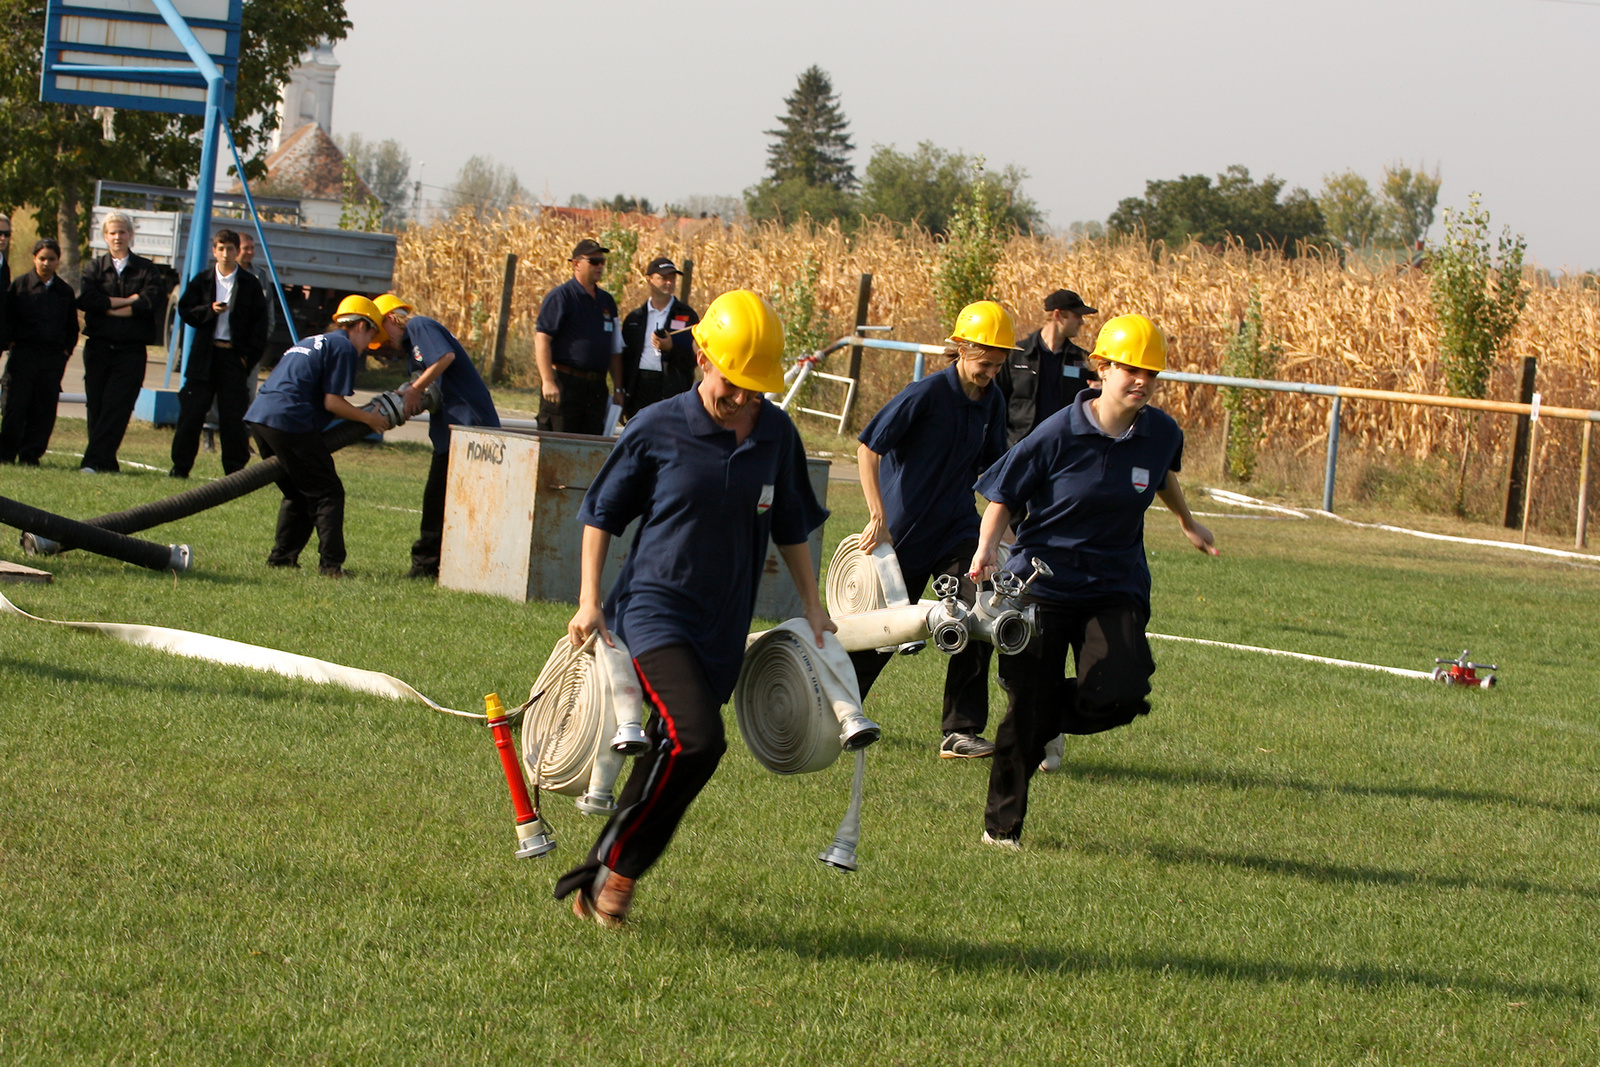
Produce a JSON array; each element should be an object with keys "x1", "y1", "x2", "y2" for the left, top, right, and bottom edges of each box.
[
  {"x1": 533, "y1": 238, "x2": 623, "y2": 434},
  {"x1": 619, "y1": 256, "x2": 700, "y2": 418},
  {"x1": 994, "y1": 288, "x2": 1099, "y2": 447}
]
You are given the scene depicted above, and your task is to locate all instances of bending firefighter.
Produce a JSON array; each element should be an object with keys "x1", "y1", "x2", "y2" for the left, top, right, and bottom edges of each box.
[
  {"x1": 553, "y1": 290, "x2": 832, "y2": 928},
  {"x1": 374, "y1": 294, "x2": 501, "y2": 579},
  {"x1": 243, "y1": 296, "x2": 392, "y2": 578},
  {"x1": 968, "y1": 314, "x2": 1218, "y2": 848},
  {"x1": 852, "y1": 299, "x2": 1010, "y2": 758}
]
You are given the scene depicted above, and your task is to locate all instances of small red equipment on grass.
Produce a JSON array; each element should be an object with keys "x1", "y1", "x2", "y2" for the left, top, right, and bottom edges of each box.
[{"x1": 1432, "y1": 651, "x2": 1497, "y2": 689}]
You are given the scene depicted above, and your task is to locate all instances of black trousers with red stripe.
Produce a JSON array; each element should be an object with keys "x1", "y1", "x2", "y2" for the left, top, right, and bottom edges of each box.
[{"x1": 554, "y1": 643, "x2": 726, "y2": 899}]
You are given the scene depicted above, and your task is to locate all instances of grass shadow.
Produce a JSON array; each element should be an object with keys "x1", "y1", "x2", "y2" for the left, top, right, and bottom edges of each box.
[
  {"x1": 1058, "y1": 758, "x2": 1600, "y2": 817},
  {"x1": 712, "y1": 920, "x2": 1588, "y2": 1002},
  {"x1": 1071, "y1": 840, "x2": 1600, "y2": 902}
]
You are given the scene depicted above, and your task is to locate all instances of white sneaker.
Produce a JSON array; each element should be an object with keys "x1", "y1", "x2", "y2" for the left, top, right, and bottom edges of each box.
[
  {"x1": 981, "y1": 831, "x2": 1021, "y2": 851},
  {"x1": 1038, "y1": 733, "x2": 1065, "y2": 773}
]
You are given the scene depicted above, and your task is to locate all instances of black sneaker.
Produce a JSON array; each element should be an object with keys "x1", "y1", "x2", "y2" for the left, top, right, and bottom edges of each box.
[
  {"x1": 407, "y1": 565, "x2": 438, "y2": 580},
  {"x1": 319, "y1": 565, "x2": 350, "y2": 579},
  {"x1": 940, "y1": 732, "x2": 996, "y2": 759},
  {"x1": 265, "y1": 558, "x2": 300, "y2": 569}
]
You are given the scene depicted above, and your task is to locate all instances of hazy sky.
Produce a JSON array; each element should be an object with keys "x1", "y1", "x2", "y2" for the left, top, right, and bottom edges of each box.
[{"x1": 332, "y1": 0, "x2": 1600, "y2": 269}]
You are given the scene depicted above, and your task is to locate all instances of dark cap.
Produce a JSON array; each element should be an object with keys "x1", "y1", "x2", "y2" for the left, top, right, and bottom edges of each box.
[
  {"x1": 1044, "y1": 289, "x2": 1097, "y2": 315},
  {"x1": 571, "y1": 238, "x2": 610, "y2": 259},
  {"x1": 645, "y1": 256, "x2": 680, "y2": 276}
]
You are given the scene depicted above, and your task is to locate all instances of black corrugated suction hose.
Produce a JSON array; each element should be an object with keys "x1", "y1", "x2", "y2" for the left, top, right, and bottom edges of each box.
[
  {"x1": 0, "y1": 494, "x2": 189, "y2": 572},
  {"x1": 23, "y1": 396, "x2": 403, "y2": 557}
]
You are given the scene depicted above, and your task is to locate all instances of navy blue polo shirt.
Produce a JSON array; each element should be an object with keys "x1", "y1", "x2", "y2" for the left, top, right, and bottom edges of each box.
[
  {"x1": 535, "y1": 277, "x2": 620, "y2": 373},
  {"x1": 402, "y1": 316, "x2": 501, "y2": 453},
  {"x1": 975, "y1": 390, "x2": 1184, "y2": 605},
  {"x1": 858, "y1": 363, "x2": 1006, "y2": 575},
  {"x1": 245, "y1": 329, "x2": 360, "y2": 433},
  {"x1": 579, "y1": 388, "x2": 829, "y2": 702}
]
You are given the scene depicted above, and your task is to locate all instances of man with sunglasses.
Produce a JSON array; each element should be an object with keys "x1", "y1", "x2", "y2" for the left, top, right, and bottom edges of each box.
[
  {"x1": 534, "y1": 239, "x2": 625, "y2": 435},
  {"x1": 849, "y1": 300, "x2": 1012, "y2": 759}
]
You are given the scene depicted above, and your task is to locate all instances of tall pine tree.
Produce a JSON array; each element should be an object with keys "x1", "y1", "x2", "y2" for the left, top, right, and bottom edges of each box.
[{"x1": 763, "y1": 66, "x2": 856, "y2": 191}]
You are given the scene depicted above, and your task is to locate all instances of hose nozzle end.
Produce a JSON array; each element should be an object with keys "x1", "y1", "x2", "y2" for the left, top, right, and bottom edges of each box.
[
  {"x1": 817, "y1": 838, "x2": 858, "y2": 872},
  {"x1": 609, "y1": 723, "x2": 648, "y2": 754},
  {"x1": 514, "y1": 817, "x2": 557, "y2": 859},
  {"x1": 840, "y1": 712, "x2": 881, "y2": 751}
]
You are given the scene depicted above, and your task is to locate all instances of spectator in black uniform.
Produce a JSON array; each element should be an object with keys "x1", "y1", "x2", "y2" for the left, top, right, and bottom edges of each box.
[
  {"x1": 170, "y1": 229, "x2": 268, "y2": 477},
  {"x1": 0, "y1": 239, "x2": 78, "y2": 465},
  {"x1": 76, "y1": 210, "x2": 168, "y2": 473},
  {"x1": 534, "y1": 239, "x2": 624, "y2": 435},
  {"x1": 620, "y1": 256, "x2": 699, "y2": 419},
  {"x1": 994, "y1": 289, "x2": 1098, "y2": 447}
]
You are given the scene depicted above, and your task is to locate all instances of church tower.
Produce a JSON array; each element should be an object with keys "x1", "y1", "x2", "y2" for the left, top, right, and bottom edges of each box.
[{"x1": 270, "y1": 41, "x2": 339, "y2": 152}]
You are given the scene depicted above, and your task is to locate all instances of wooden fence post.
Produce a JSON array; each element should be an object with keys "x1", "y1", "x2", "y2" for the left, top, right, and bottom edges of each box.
[
  {"x1": 1503, "y1": 356, "x2": 1538, "y2": 528},
  {"x1": 1577, "y1": 422, "x2": 1592, "y2": 549},
  {"x1": 839, "y1": 273, "x2": 872, "y2": 430},
  {"x1": 677, "y1": 257, "x2": 694, "y2": 306},
  {"x1": 488, "y1": 252, "x2": 517, "y2": 385}
]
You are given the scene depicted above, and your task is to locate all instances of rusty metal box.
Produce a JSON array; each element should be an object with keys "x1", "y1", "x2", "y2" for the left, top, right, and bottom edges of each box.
[{"x1": 439, "y1": 427, "x2": 828, "y2": 620}]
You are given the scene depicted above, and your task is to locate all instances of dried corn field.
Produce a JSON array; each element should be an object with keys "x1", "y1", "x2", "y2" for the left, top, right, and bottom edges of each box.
[{"x1": 395, "y1": 211, "x2": 1600, "y2": 534}]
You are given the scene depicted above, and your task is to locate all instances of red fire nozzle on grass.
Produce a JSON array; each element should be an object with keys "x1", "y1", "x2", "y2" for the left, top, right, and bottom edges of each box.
[{"x1": 485, "y1": 692, "x2": 556, "y2": 858}]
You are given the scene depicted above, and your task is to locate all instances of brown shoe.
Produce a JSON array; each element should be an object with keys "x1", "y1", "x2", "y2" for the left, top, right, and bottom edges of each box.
[{"x1": 572, "y1": 869, "x2": 635, "y2": 929}]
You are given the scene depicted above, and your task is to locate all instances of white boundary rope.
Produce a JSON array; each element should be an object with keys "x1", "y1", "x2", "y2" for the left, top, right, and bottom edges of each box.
[
  {"x1": 0, "y1": 589, "x2": 480, "y2": 719},
  {"x1": 1147, "y1": 632, "x2": 1434, "y2": 680},
  {"x1": 1201, "y1": 487, "x2": 1600, "y2": 564}
]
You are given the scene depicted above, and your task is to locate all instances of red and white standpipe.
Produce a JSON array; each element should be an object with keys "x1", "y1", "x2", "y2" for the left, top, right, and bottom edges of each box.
[{"x1": 483, "y1": 692, "x2": 556, "y2": 859}]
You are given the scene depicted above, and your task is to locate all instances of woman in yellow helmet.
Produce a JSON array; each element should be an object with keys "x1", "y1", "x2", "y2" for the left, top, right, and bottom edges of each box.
[
  {"x1": 967, "y1": 313, "x2": 1217, "y2": 849},
  {"x1": 243, "y1": 295, "x2": 392, "y2": 577},
  {"x1": 554, "y1": 289, "x2": 833, "y2": 928}
]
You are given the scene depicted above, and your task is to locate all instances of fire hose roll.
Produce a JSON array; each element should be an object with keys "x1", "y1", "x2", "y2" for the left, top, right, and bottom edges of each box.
[
  {"x1": 518, "y1": 633, "x2": 645, "y2": 814},
  {"x1": 825, "y1": 535, "x2": 910, "y2": 614},
  {"x1": 735, "y1": 622, "x2": 878, "y2": 774}
]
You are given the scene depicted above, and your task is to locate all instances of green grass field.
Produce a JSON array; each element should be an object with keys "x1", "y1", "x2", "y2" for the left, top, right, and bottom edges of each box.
[{"x1": 2, "y1": 418, "x2": 1598, "y2": 1064}]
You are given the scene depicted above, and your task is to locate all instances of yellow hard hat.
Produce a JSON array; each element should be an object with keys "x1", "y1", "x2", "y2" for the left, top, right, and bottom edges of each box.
[
  {"x1": 948, "y1": 300, "x2": 1021, "y2": 351},
  {"x1": 370, "y1": 294, "x2": 413, "y2": 349},
  {"x1": 691, "y1": 289, "x2": 786, "y2": 393},
  {"x1": 335, "y1": 294, "x2": 387, "y2": 348},
  {"x1": 1091, "y1": 313, "x2": 1167, "y2": 373}
]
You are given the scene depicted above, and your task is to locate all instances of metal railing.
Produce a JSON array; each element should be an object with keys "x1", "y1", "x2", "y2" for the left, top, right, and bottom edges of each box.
[{"x1": 776, "y1": 336, "x2": 1598, "y2": 547}]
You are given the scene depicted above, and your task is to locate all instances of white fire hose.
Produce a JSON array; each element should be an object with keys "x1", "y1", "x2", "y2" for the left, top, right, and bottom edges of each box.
[
  {"x1": 518, "y1": 634, "x2": 648, "y2": 816},
  {"x1": 735, "y1": 621, "x2": 880, "y2": 870}
]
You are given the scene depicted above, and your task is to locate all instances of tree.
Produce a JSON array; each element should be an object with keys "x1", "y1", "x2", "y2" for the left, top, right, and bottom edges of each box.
[
  {"x1": 0, "y1": 0, "x2": 350, "y2": 281},
  {"x1": 764, "y1": 66, "x2": 856, "y2": 191},
  {"x1": 338, "y1": 132, "x2": 412, "y2": 231},
  {"x1": 1429, "y1": 192, "x2": 1526, "y2": 513},
  {"x1": 1106, "y1": 165, "x2": 1326, "y2": 255},
  {"x1": 441, "y1": 155, "x2": 527, "y2": 220},
  {"x1": 859, "y1": 141, "x2": 1042, "y2": 236},
  {"x1": 1382, "y1": 162, "x2": 1441, "y2": 249},
  {"x1": 1319, "y1": 170, "x2": 1384, "y2": 250},
  {"x1": 745, "y1": 66, "x2": 858, "y2": 223},
  {"x1": 934, "y1": 167, "x2": 1007, "y2": 331}
]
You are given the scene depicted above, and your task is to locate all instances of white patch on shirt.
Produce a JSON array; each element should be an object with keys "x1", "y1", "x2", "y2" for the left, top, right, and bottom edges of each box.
[
  {"x1": 757, "y1": 484, "x2": 775, "y2": 513},
  {"x1": 1131, "y1": 467, "x2": 1151, "y2": 493}
]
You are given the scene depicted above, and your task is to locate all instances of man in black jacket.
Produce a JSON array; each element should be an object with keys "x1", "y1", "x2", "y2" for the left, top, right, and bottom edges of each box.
[
  {"x1": 619, "y1": 256, "x2": 699, "y2": 419},
  {"x1": 994, "y1": 288, "x2": 1098, "y2": 447},
  {"x1": 0, "y1": 213, "x2": 12, "y2": 345},
  {"x1": 76, "y1": 210, "x2": 168, "y2": 473},
  {"x1": 0, "y1": 239, "x2": 78, "y2": 465},
  {"x1": 170, "y1": 229, "x2": 268, "y2": 477}
]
